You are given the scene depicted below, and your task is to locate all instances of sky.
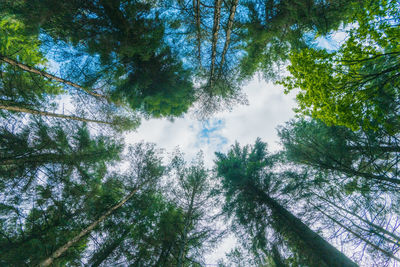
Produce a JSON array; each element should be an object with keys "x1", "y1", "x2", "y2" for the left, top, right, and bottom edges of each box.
[
  {"x1": 125, "y1": 79, "x2": 298, "y2": 264},
  {"x1": 121, "y1": 24, "x2": 349, "y2": 265},
  {"x1": 125, "y1": 79, "x2": 297, "y2": 166}
]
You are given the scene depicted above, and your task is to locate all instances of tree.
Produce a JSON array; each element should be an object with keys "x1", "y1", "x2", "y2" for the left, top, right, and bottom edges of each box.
[
  {"x1": 0, "y1": 15, "x2": 62, "y2": 108},
  {"x1": 0, "y1": 120, "x2": 123, "y2": 265},
  {"x1": 278, "y1": 119, "x2": 400, "y2": 190},
  {"x1": 7, "y1": 0, "x2": 196, "y2": 118},
  {"x1": 279, "y1": 0, "x2": 400, "y2": 132},
  {"x1": 237, "y1": 0, "x2": 355, "y2": 81},
  {"x1": 278, "y1": 119, "x2": 400, "y2": 264},
  {"x1": 39, "y1": 142, "x2": 165, "y2": 266},
  {"x1": 0, "y1": 119, "x2": 121, "y2": 188},
  {"x1": 170, "y1": 151, "x2": 222, "y2": 266},
  {"x1": 0, "y1": 15, "x2": 140, "y2": 131},
  {"x1": 87, "y1": 193, "x2": 184, "y2": 266},
  {"x1": 215, "y1": 139, "x2": 357, "y2": 266}
]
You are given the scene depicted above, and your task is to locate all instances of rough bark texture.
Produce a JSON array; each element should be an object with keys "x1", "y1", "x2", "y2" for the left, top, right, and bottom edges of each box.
[
  {"x1": 316, "y1": 206, "x2": 400, "y2": 262},
  {"x1": 349, "y1": 145, "x2": 400, "y2": 153},
  {"x1": 193, "y1": 0, "x2": 202, "y2": 65},
  {"x1": 176, "y1": 185, "x2": 196, "y2": 267},
  {"x1": 219, "y1": 0, "x2": 239, "y2": 70},
  {"x1": 209, "y1": 0, "x2": 222, "y2": 85},
  {"x1": 314, "y1": 192, "x2": 400, "y2": 244},
  {"x1": 39, "y1": 187, "x2": 140, "y2": 266},
  {"x1": 0, "y1": 55, "x2": 107, "y2": 99},
  {"x1": 257, "y1": 189, "x2": 357, "y2": 267},
  {"x1": 0, "y1": 102, "x2": 112, "y2": 125},
  {"x1": 90, "y1": 229, "x2": 130, "y2": 267}
]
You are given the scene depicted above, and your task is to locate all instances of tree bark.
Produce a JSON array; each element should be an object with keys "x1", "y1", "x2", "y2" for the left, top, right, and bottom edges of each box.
[
  {"x1": 209, "y1": 0, "x2": 222, "y2": 86},
  {"x1": 193, "y1": 0, "x2": 202, "y2": 65},
  {"x1": 90, "y1": 229, "x2": 131, "y2": 267},
  {"x1": 348, "y1": 145, "x2": 400, "y2": 153},
  {"x1": 176, "y1": 184, "x2": 197, "y2": 267},
  {"x1": 255, "y1": 188, "x2": 357, "y2": 267},
  {"x1": 314, "y1": 192, "x2": 400, "y2": 244},
  {"x1": 0, "y1": 55, "x2": 107, "y2": 100},
  {"x1": 271, "y1": 244, "x2": 287, "y2": 267},
  {"x1": 0, "y1": 102, "x2": 112, "y2": 125},
  {"x1": 39, "y1": 187, "x2": 140, "y2": 266},
  {"x1": 219, "y1": 0, "x2": 239, "y2": 71},
  {"x1": 316, "y1": 206, "x2": 400, "y2": 262}
]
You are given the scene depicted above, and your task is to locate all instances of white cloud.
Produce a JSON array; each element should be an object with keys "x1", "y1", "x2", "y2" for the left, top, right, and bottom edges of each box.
[
  {"x1": 124, "y1": 79, "x2": 297, "y2": 263},
  {"x1": 125, "y1": 79, "x2": 296, "y2": 165}
]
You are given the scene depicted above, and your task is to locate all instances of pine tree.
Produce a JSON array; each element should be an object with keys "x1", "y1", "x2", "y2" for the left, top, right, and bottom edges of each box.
[{"x1": 215, "y1": 139, "x2": 357, "y2": 266}]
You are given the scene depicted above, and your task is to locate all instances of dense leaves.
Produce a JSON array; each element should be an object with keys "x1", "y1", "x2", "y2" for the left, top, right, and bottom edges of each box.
[{"x1": 1, "y1": 0, "x2": 400, "y2": 266}]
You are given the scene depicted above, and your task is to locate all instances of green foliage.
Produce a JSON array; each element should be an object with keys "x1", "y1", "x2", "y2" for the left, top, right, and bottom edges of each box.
[
  {"x1": 238, "y1": 0, "x2": 355, "y2": 81},
  {"x1": 0, "y1": 120, "x2": 122, "y2": 189},
  {"x1": 7, "y1": 0, "x2": 196, "y2": 118},
  {"x1": 278, "y1": 118, "x2": 400, "y2": 191},
  {"x1": 280, "y1": 0, "x2": 400, "y2": 132},
  {"x1": 0, "y1": 16, "x2": 62, "y2": 107}
]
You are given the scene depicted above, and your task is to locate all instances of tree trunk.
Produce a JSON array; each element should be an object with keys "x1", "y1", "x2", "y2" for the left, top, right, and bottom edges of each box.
[
  {"x1": 193, "y1": 0, "x2": 202, "y2": 66},
  {"x1": 337, "y1": 165, "x2": 400, "y2": 185},
  {"x1": 0, "y1": 55, "x2": 107, "y2": 100},
  {"x1": 314, "y1": 192, "x2": 400, "y2": 244},
  {"x1": 256, "y1": 188, "x2": 357, "y2": 267},
  {"x1": 90, "y1": 229, "x2": 131, "y2": 267},
  {"x1": 315, "y1": 206, "x2": 400, "y2": 262},
  {"x1": 271, "y1": 244, "x2": 287, "y2": 267},
  {"x1": 39, "y1": 187, "x2": 140, "y2": 266},
  {"x1": 176, "y1": 185, "x2": 196, "y2": 267},
  {"x1": 0, "y1": 102, "x2": 112, "y2": 125},
  {"x1": 0, "y1": 152, "x2": 94, "y2": 166},
  {"x1": 349, "y1": 145, "x2": 400, "y2": 153},
  {"x1": 219, "y1": 0, "x2": 239, "y2": 71},
  {"x1": 209, "y1": 0, "x2": 222, "y2": 85}
]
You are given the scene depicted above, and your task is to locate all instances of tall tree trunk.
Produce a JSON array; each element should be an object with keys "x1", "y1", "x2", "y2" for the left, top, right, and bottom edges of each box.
[
  {"x1": 349, "y1": 145, "x2": 400, "y2": 153},
  {"x1": 219, "y1": 0, "x2": 239, "y2": 71},
  {"x1": 176, "y1": 185, "x2": 196, "y2": 267},
  {"x1": 336, "y1": 165, "x2": 400, "y2": 185},
  {"x1": 0, "y1": 102, "x2": 112, "y2": 125},
  {"x1": 0, "y1": 55, "x2": 107, "y2": 100},
  {"x1": 271, "y1": 244, "x2": 286, "y2": 267},
  {"x1": 314, "y1": 192, "x2": 400, "y2": 244},
  {"x1": 1, "y1": 152, "x2": 96, "y2": 166},
  {"x1": 209, "y1": 0, "x2": 222, "y2": 86},
  {"x1": 255, "y1": 188, "x2": 357, "y2": 267},
  {"x1": 90, "y1": 229, "x2": 131, "y2": 267},
  {"x1": 193, "y1": 0, "x2": 202, "y2": 66},
  {"x1": 39, "y1": 187, "x2": 140, "y2": 267}
]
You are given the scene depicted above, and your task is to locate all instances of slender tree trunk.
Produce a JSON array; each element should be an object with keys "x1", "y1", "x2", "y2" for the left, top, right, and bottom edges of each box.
[
  {"x1": 314, "y1": 192, "x2": 400, "y2": 244},
  {"x1": 0, "y1": 153, "x2": 65, "y2": 166},
  {"x1": 193, "y1": 0, "x2": 202, "y2": 66},
  {"x1": 90, "y1": 229, "x2": 131, "y2": 267},
  {"x1": 0, "y1": 152, "x2": 95, "y2": 166},
  {"x1": 219, "y1": 0, "x2": 239, "y2": 71},
  {"x1": 349, "y1": 145, "x2": 400, "y2": 153},
  {"x1": 271, "y1": 244, "x2": 287, "y2": 267},
  {"x1": 209, "y1": 0, "x2": 222, "y2": 86},
  {"x1": 0, "y1": 102, "x2": 112, "y2": 125},
  {"x1": 177, "y1": 186, "x2": 196, "y2": 267},
  {"x1": 315, "y1": 206, "x2": 400, "y2": 262},
  {"x1": 256, "y1": 188, "x2": 357, "y2": 267},
  {"x1": 338, "y1": 165, "x2": 400, "y2": 185},
  {"x1": 39, "y1": 187, "x2": 140, "y2": 267},
  {"x1": 0, "y1": 55, "x2": 107, "y2": 100}
]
